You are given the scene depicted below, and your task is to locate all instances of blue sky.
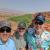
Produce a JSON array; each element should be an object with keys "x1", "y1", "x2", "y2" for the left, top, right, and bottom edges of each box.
[{"x1": 0, "y1": 0, "x2": 50, "y2": 13}]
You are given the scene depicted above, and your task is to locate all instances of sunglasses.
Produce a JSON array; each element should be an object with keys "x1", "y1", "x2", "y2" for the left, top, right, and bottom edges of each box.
[
  {"x1": 35, "y1": 21, "x2": 43, "y2": 25},
  {"x1": 18, "y1": 28, "x2": 25, "y2": 30},
  {"x1": 0, "y1": 26, "x2": 11, "y2": 33}
]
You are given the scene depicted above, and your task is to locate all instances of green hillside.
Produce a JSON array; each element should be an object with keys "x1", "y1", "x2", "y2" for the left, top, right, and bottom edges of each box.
[
  {"x1": 8, "y1": 14, "x2": 33, "y2": 26},
  {"x1": 8, "y1": 14, "x2": 50, "y2": 24}
]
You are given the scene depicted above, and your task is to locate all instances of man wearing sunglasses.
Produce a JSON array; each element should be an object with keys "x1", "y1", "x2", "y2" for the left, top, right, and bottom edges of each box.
[
  {"x1": 0, "y1": 20, "x2": 16, "y2": 50},
  {"x1": 13, "y1": 22, "x2": 27, "y2": 50},
  {"x1": 27, "y1": 13, "x2": 50, "y2": 50}
]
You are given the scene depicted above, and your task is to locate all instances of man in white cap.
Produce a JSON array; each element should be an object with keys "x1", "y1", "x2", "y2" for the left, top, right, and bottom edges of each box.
[{"x1": 0, "y1": 20, "x2": 16, "y2": 50}]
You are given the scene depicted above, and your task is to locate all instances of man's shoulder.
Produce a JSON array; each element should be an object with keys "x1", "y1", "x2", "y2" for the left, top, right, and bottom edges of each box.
[
  {"x1": 43, "y1": 30, "x2": 50, "y2": 35},
  {"x1": 8, "y1": 38, "x2": 15, "y2": 45},
  {"x1": 42, "y1": 30, "x2": 50, "y2": 40}
]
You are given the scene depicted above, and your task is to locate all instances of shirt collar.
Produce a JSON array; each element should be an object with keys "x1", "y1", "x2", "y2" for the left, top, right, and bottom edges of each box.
[
  {"x1": 0, "y1": 38, "x2": 11, "y2": 45},
  {"x1": 0, "y1": 39, "x2": 4, "y2": 45}
]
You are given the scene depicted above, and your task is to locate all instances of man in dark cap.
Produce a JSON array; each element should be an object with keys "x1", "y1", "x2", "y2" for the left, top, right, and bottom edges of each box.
[
  {"x1": 14, "y1": 21, "x2": 27, "y2": 50},
  {"x1": 0, "y1": 20, "x2": 16, "y2": 50},
  {"x1": 27, "y1": 13, "x2": 50, "y2": 50}
]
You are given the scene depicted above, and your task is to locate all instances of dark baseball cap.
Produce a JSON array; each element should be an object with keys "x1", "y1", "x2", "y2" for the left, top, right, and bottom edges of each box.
[
  {"x1": 0, "y1": 20, "x2": 11, "y2": 28},
  {"x1": 0, "y1": 20, "x2": 11, "y2": 33},
  {"x1": 18, "y1": 22, "x2": 26, "y2": 28},
  {"x1": 34, "y1": 15, "x2": 45, "y2": 25}
]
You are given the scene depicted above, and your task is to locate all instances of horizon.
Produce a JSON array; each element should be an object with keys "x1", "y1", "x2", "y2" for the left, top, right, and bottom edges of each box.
[{"x1": 0, "y1": 0, "x2": 50, "y2": 13}]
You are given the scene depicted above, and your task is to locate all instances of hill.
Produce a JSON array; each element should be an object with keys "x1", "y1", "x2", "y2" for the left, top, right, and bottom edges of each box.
[{"x1": 0, "y1": 9, "x2": 25, "y2": 20}]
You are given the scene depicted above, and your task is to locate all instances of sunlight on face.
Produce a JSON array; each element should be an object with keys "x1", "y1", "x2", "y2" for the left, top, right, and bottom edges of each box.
[
  {"x1": 0, "y1": 32, "x2": 11, "y2": 42},
  {"x1": 18, "y1": 28, "x2": 26, "y2": 36},
  {"x1": 34, "y1": 24, "x2": 45, "y2": 35}
]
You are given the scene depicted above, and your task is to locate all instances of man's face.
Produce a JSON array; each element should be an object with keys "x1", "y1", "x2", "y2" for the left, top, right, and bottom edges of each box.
[
  {"x1": 34, "y1": 23, "x2": 43, "y2": 29},
  {"x1": 18, "y1": 28, "x2": 26, "y2": 36},
  {"x1": 0, "y1": 26, "x2": 11, "y2": 42},
  {"x1": 34, "y1": 21, "x2": 44, "y2": 34}
]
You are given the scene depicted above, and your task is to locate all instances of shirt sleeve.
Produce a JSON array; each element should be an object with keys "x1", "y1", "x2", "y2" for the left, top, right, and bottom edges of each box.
[
  {"x1": 28, "y1": 43, "x2": 34, "y2": 50},
  {"x1": 46, "y1": 32, "x2": 50, "y2": 46},
  {"x1": 43, "y1": 31, "x2": 50, "y2": 49}
]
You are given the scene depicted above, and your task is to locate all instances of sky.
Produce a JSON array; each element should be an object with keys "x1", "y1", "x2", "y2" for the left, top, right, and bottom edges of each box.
[{"x1": 0, "y1": 0, "x2": 50, "y2": 13}]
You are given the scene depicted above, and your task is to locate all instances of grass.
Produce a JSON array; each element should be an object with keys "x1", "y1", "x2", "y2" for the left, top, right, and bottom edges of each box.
[
  {"x1": 8, "y1": 14, "x2": 33, "y2": 26},
  {"x1": 8, "y1": 14, "x2": 50, "y2": 25}
]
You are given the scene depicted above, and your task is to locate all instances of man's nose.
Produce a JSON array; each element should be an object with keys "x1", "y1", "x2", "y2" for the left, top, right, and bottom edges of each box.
[
  {"x1": 3, "y1": 31, "x2": 7, "y2": 34},
  {"x1": 36, "y1": 24, "x2": 40, "y2": 27},
  {"x1": 37, "y1": 25, "x2": 41, "y2": 28}
]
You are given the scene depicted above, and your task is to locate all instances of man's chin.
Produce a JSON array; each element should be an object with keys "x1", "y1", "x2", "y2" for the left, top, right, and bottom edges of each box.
[
  {"x1": 19, "y1": 34, "x2": 24, "y2": 37},
  {"x1": 1, "y1": 39, "x2": 8, "y2": 43}
]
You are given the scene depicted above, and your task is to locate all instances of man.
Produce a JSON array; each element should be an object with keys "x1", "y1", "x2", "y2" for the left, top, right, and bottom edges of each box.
[
  {"x1": 0, "y1": 20, "x2": 16, "y2": 50},
  {"x1": 13, "y1": 21, "x2": 27, "y2": 50},
  {"x1": 27, "y1": 13, "x2": 50, "y2": 50}
]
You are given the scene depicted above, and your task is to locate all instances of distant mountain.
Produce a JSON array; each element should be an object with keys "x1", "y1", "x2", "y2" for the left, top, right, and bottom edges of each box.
[
  {"x1": 0, "y1": 8, "x2": 50, "y2": 20},
  {"x1": 0, "y1": 9, "x2": 25, "y2": 17}
]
